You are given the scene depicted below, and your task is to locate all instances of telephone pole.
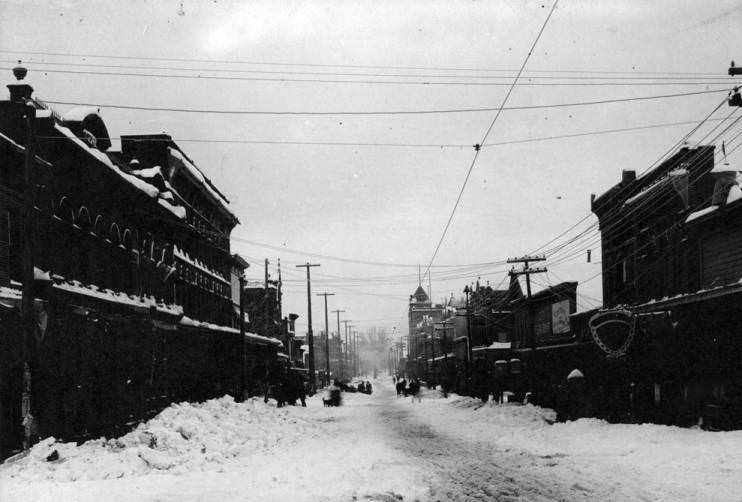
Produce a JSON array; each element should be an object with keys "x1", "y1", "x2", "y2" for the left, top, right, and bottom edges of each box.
[
  {"x1": 353, "y1": 331, "x2": 361, "y2": 376},
  {"x1": 508, "y1": 255, "x2": 547, "y2": 349},
  {"x1": 343, "y1": 320, "x2": 352, "y2": 378},
  {"x1": 507, "y1": 255, "x2": 546, "y2": 299},
  {"x1": 332, "y1": 309, "x2": 345, "y2": 378},
  {"x1": 296, "y1": 263, "x2": 320, "y2": 391},
  {"x1": 239, "y1": 275, "x2": 246, "y2": 401},
  {"x1": 316, "y1": 292, "x2": 335, "y2": 386}
]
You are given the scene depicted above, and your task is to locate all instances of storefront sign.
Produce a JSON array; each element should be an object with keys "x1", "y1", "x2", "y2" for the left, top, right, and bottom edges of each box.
[{"x1": 552, "y1": 299, "x2": 570, "y2": 334}]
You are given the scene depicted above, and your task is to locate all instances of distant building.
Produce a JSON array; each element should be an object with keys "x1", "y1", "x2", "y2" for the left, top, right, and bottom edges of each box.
[
  {"x1": 243, "y1": 279, "x2": 281, "y2": 338},
  {"x1": 407, "y1": 284, "x2": 445, "y2": 372}
]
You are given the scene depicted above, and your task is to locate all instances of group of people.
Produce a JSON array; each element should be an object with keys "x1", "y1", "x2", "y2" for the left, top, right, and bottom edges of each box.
[
  {"x1": 357, "y1": 381, "x2": 373, "y2": 394},
  {"x1": 393, "y1": 376, "x2": 422, "y2": 402}
]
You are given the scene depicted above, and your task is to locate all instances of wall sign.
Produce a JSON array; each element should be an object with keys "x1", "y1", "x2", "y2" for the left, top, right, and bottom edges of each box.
[{"x1": 589, "y1": 309, "x2": 635, "y2": 358}]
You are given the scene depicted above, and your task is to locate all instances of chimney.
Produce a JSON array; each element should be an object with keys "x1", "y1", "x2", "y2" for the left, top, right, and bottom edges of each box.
[
  {"x1": 621, "y1": 170, "x2": 636, "y2": 185},
  {"x1": 7, "y1": 63, "x2": 33, "y2": 102}
]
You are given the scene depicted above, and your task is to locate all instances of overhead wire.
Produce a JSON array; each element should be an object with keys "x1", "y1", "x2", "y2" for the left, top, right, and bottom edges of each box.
[
  {"x1": 4, "y1": 58, "x2": 738, "y2": 83},
  {"x1": 34, "y1": 116, "x2": 733, "y2": 150},
  {"x1": 422, "y1": 0, "x2": 560, "y2": 283},
  {"x1": 547, "y1": 108, "x2": 742, "y2": 267},
  {"x1": 553, "y1": 117, "x2": 742, "y2": 294},
  {"x1": 530, "y1": 94, "x2": 733, "y2": 260},
  {"x1": 6, "y1": 65, "x2": 732, "y2": 87},
  {"x1": 41, "y1": 88, "x2": 731, "y2": 116},
  {"x1": 0, "y1": 48, "x2": 726, "y2": 76}
]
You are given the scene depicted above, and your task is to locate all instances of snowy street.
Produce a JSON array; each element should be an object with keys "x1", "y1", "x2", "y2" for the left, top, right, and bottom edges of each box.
[{"x1": 2, "y1": 380, "x2": 742, "y2": 501}]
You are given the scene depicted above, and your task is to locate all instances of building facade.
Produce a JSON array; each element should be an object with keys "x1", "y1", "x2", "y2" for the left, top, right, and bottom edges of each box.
[{"x1": 0, "y1": 68, "x2": 281, "y2": 456}]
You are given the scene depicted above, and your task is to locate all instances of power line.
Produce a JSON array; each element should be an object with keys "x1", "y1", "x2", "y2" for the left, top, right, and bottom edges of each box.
[
  {"x1": 232, "y1": 235, "x2": 504, "y2": 269},
  {"x1": 546, "y1": 109, "x2": 742, "y2": 265},
  {"x1": 11, "y1": 65, "x2": 734, "y2": 87},
  {"x1": 5, "y1": 58, "x2": 736, "y2": 82},
  {"x1": 41, "y1": 88, "x2": 730, "y2": 116},
  {"x1": 422, "y1": 0, "x2": 560, "y2": 282},
  {"x1": 0, "y1": 49, "x2": 725, "y2": 76},
  {"x1": 530, "y1": 95, "x2": 732, "y2": 258},
  {"x1": 7, "y1": 64, "x2": 732, "y2": 87},
  {"x1": 35, "y1": 116, "x2": 731, "y2": 149},
  {"x1": 549, "y1": 117, "x2": 742, "y2": 276}
]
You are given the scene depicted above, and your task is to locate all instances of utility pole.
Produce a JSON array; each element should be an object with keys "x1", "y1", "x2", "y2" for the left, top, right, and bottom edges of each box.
[
  {"x1": 343, "y1": 320, "x2": 352, "y2": 378},
  {"x1": 332, "y1": 309, "x2": 345, "y2": 379},
  {"x1": 507, "y1": 255, "x2": 546, "y2": 299},
  {"x1": 296, "y1": 263, "x2": 320, "y2": 392},
  {"x1": 354, "y1": 331, "x2": 359, "y2": 377},
  {"x1": 436, "y1": 320, "x2": 451, "y2": 365},
  {"x1": 239, "y1": 275, "x2": 246, "y2": 401},
  {"x1": 507, "y1": 255, "x2": 547, "y2": 348},
  {"x1": 316, "y1": 292, "x2": 335, "y2": 386},
  {"x1": 263, "y1": 259, "x2": 270, "y2": 337},
  {"x1": 463, "y1": 285, "x2": 473, "y2": 390}
]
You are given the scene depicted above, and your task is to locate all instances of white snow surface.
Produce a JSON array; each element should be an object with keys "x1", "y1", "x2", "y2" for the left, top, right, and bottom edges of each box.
[{"x1": 2, "y1": 381, "x2": 741, "y2": 501}]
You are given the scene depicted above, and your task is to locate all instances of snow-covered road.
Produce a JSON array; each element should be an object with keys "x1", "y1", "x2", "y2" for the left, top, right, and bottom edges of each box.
[{"x1": 2, "y1": 379, "x2": 741, "y2": 501}]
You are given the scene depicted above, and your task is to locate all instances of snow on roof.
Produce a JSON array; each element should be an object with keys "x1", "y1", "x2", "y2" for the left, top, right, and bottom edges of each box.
[
  {"x1": 710, "y1": 162, "x2": 736, "y2": 174},
  {"x1": 134, "y1": 166, "x2": 164, "y2": 179},
  {"x1": 0, "y1": 131, "x2": 23, "y2": 152},
  {"x1": 55, "y1": 124, "x2": 189, "y2": 219},
  {"x1": 173, "y1": 246, "x2": 229, "y2": 284},
  {"x1": 54, "y1": 123, "x2": 160, "y2": 198},
  {"x1": 624, "y1": 175, "x2": 671, "y2": 206},
  {"x1": 0, "y1": 285, "x2": 22, "y2": 308},
  {"x1": 158, "y1": 199, "x2": 186, "y2": 219},
  {"x1": 179, "y1": 316, "x2": 282, "y2": 346},
  {"x1": 685, "y1": 205, "x2": 718, "y2": 224},
  {"x1": 62, "y1": 106, "x2": 101, "y2": 123},
  {"x1": 53, "y1": 280, "x2": 183, "y2": 317},
  {"x1": 727, "y1": 184, "x2": 742, "y2": 205},
  {"x1": 431, "y1": 352, "x2": 454, "y2": 361},
  {"x1": 167, "y1": 147, "x2": 236, "y2": 221},
  {"x1": 668, "y1": 167, "x2": 688, "y2": 177},
  {"x1": 487, "y1": 341, "x2": 512, "y2": 350},
  {"x1": 34, "y1": 267, "x2": 51, "y2": 281}
]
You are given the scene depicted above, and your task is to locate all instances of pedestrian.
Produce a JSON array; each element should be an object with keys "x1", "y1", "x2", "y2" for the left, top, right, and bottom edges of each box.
[{"x1": 410, "y1": 378, "x2": 421, "y2": 403}]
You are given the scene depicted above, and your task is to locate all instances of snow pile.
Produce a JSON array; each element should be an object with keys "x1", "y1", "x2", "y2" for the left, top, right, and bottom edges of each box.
[{"x1": 2, "y1": 396, "x2": 316, "y2": 483}]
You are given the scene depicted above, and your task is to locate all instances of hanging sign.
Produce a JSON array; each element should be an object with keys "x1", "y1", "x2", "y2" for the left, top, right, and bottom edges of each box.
[{"x1": 589, "y1": 309, "x2": 635, "y2": 358}]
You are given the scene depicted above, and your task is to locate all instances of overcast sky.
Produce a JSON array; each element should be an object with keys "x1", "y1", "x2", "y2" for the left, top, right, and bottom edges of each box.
[{"x1": 2, "y1": 0, "x2": 741, "y2": 339}]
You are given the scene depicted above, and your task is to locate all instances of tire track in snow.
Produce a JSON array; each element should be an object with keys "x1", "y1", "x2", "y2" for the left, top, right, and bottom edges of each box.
[{"x1": 373, "y1": 387, "x2": 599, "y2": 502}]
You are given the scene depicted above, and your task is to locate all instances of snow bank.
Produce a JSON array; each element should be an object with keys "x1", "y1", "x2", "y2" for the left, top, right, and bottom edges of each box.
[{"x1": 1, "y1": 396, "x2": 315, "y2": 483}]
